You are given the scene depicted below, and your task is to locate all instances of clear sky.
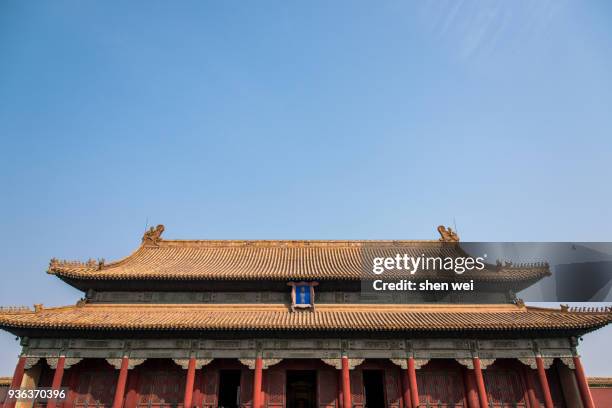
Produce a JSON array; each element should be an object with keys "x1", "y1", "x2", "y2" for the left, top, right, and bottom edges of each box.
[{"x1": 1, "y1": 1, "x2": 611, "y2": 375}]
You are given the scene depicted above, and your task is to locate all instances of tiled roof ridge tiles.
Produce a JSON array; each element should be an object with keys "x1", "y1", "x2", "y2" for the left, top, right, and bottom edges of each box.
[{"x1": 1, "y1": 303, "x2": 610, "y2": 333}]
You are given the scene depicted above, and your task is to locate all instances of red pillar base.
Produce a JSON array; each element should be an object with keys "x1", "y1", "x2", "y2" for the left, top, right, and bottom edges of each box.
[
  {"x1": 183, "y1": 357, "x2": 196, "y2": 408},
  {"x1": 47, "y1": 356, "x2": 66, "y2": 408},
  {"x1": 407, "y1": 357, "x2": 419, "y2": 408},
  {"x1": 112, "y1": 357, "x2": 130, "y2": 408},
  {"x1": 5, "y1": 356, "x2": 27, "y2": 408},
  {"x1": 341, "y1": 356, "x2": 352, "y2": 408},
  {"x1": 574, "y1": 356, "x2": 595, "y2": 408},
  {"x1": 463, "y1": 369, "x2": 480, "y2": 408},
  {"x1": 535, "y1": 357, "x2": 554, "y2": 408},
  {"x1": 252, "y1": 357, "x2": 263, "y2": 408},
  {"x1": 473, "y1": 357, "x2": 489, "y2": 408}
]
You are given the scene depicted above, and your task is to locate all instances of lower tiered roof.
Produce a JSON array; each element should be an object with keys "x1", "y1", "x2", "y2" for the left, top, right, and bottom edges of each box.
[{"x1": 0, "y1": 303, "x2": 610, "y2": 335}]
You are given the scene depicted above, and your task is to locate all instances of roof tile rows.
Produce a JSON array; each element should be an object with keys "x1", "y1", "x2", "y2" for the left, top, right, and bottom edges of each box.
[
  {"x1": 0, "y1": 303, "x2": 609, "y2": 333},
  {"x1": 588, "y1": 377, "x2": 612, "y2": 387},
  {"x1": 48, "y1": 238, "x2": 550, "y2": 282}
]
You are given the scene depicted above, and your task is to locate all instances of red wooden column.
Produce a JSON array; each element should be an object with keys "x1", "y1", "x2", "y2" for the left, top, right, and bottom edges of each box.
[
  {"x1": 252, "y1": 356, "x2": 263, "y2": 408},
  {"x1": 47, "y1": 356, "x2": 66, "y2": 408},
  {"x1": 407, "y1": 357, "x2": 419, "y2": 408},
  {"x1": 183, "y1": 357, "x2": 197, "y2": 408},
  {"x1": 523, "y1": 366, "x2": 540, "y2": 408},
  {"x1": 573, "y1": 356, "x2": 595, "y2": 408},
  {"x1": 463, "y1": 368, "x2": 480, "y2": 408},
  {"x1": 341, "y1": 356, "x2": 352, "y2": 408},
  {"x1": 535, "y1": 357, "x2": 554, "y2": 408},
  {"x1": 112, "y1": 357, "x2": 130, "y2": 408},
  {"x1": 5, "y1": 356, "x2": 27, "y2": 408},
  {"x1": 472, "y1": 357, "x2": 489, "y2": 408}
]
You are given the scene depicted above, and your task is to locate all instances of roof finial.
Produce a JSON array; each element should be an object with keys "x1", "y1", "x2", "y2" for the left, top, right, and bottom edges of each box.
[
  {"x1": 142, "y1": 224, "x2": 165, "y2": 246},
  {"x1": 437, "y1": 225, "x2": 459, "y2": 242}
]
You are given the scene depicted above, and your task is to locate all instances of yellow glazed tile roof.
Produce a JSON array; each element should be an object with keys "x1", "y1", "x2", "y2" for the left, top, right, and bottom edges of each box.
[
  {"x1": 0, "y1": 303, "x2": 609, "y2": 333},
  {"x1": 46, "y1": 226, "x2": 550, "y2": 282},
  {"x1": 588, "y1": 377, "x2": 612, "y2": 387}
]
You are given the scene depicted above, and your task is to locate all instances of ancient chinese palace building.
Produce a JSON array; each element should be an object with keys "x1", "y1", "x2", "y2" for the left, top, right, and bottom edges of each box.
[{"x1": 1, "y1": 226, "x2": 611, "y2": 408}]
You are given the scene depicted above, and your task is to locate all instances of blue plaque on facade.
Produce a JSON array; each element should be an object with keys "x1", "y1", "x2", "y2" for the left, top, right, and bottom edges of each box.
[{"x1": 296, "y1": 284, "x2": 311, "y2": 305}]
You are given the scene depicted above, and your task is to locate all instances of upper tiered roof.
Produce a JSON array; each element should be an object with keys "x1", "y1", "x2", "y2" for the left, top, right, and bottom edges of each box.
[{"x1": 47, "y1": 225, "x2": 550, "y2": 284}]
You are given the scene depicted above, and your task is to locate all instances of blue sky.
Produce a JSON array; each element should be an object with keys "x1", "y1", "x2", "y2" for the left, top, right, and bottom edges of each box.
[{"x1": 1, "y1": 1, "x2": 611, "y2": 375}]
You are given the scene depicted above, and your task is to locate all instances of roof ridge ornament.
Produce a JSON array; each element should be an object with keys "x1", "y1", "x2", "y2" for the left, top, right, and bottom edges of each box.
[
  {"x1": 49, "y1": 258, "x2": 97, "y2": 269},
  {"x1": 0, "y1": 306, "x2": 32, "y2": 313},
  {"x1": 142, "y1": 224, "x2": 165, "y2": 246},
  {"x1": 437, "y1": 225, "x2": 460, "y2": 242}
]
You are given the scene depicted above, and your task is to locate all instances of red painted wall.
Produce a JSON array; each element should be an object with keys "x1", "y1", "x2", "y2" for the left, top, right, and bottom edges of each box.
[
  {"x1": 591, "y1": 387, "x2": 612, "y2": 407},
  {"x1": 0, "y1": 384, "x2": 8, "y2": 404}
]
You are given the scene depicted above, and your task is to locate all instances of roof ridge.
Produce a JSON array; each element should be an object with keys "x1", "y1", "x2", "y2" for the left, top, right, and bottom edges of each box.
[
  {"x1": 0, "y1": 306, "x2": 32, "y2": 314},
  {"x1": 568, "y1": 306, "x2": 612, "y2": 313},
  {"x1": 158, "y1": 239, "x2": 442, "y2": 243},
  {"x1": 144, "y1": 224, "x2": 460, "y2": 246},
  {"x1": 526, "y1": 305, "x2": 612, "y2": 315},
  {"x1": 48, "y1": 244, "x2": 147, "y2": 275}
]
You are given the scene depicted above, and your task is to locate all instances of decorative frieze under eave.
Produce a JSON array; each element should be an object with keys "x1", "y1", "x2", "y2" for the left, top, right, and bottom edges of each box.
[
  {"x1": 23, "y1": 357, "x2": 83, "y2": 370},
  {"x1": 320, "y1": 358, "x2": 369, "y2": 370},
  {"x1": 388, "y1": 359, "x2": 430, "y2": 370},
  {"x1": 172, "y1": 358, "x2": 213, "y2": 370},
  {"x1": 19, "y1": 354, "x2": 579, "y2": 373},
  {"x1": 18, "y1": 337, "x2": 580, "y2": 367},
  {"x1": 24, "y1": 357, "x2": 41, "y2": 370},
  {"x1": 238, "y1": 358, "x2": 282, "y2": 369},
  {"x1": 104, "y1": 358, "x2": 146, "y2": 370},
  {"x1": 455, "y1": 358, "x2": 496, "y2": 370}
]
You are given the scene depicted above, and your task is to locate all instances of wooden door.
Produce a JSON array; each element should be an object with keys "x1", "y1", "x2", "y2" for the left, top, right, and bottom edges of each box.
[
  {"x1": 73, "y1": 371, "x2": 117, "y2": 408},
  {"x1": 484, "y1": 366, "x2": 528, "y2": 408},
  {"x1": 266, "y1": 368, "x2": 285, "y2": 408},
  {"x1": 137, "y1": 371, "x2": 185, "y2": 408},
  {"x1": 384, "y1": 367, "x2": 401, "y2": 408},
  {"x1": 418, "y1": 368, "x2": 466, "y2": 408}
]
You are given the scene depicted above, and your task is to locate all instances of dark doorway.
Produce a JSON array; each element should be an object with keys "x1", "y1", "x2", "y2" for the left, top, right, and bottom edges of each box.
[
  {"x1": 363, "y1": 370, "x2": 386, "y2": 408},
  {"x1": 218, "y1": 370, "x2": 241, "y2": 408},
  {"x1": 286, "y1": 370, "x2": 317, "y2": 408}
]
